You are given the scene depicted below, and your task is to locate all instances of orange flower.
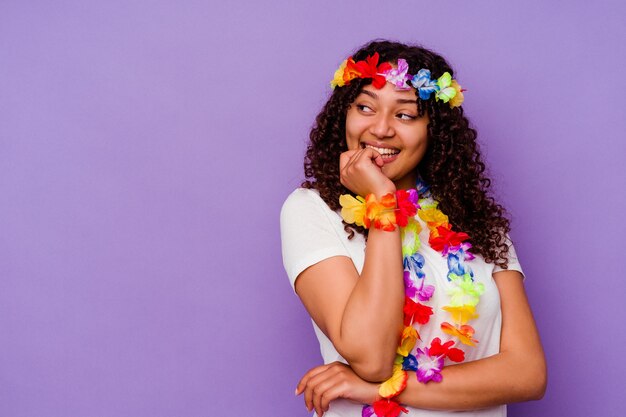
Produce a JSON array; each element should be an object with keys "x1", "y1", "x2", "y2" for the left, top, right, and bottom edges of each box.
[
  {"x1": 366, "y1": 193, "x2": 397, "y2": 231},
  {"x1": 397, "y1": 326, "x2": 419, "y2": 356},
  {"x1": 441, "y1": 322, "x2": 478, "y2": 346}
]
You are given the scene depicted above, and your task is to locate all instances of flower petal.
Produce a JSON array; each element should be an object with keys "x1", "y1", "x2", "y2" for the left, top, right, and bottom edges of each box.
[{"x1": 378, "y1": 365, "x2": 408, "y2": 398}]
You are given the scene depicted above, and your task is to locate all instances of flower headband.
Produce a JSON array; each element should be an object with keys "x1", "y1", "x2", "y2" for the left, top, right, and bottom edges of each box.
[{"x1": 330, "y1": 52, "x2": 465, "y2": 108}]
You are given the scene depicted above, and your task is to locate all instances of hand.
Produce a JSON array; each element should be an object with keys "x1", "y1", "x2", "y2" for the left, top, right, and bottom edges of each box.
[
  {"x1": 340, "y1": 148, "x2": 396, "y2": 198},
  {"x1": 296, "y1": 362, "x2": 380, "y2": 416}
]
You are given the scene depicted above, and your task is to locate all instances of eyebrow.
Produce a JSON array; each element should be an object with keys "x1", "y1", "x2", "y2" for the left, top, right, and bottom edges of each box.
[{"x1": 361, "y1": 89, "x2": 417, "y2": 104}]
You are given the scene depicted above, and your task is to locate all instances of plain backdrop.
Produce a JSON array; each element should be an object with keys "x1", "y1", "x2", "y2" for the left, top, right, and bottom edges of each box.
[{"x1": 1, "y1": 1, "x2": 625, "y2": 416}]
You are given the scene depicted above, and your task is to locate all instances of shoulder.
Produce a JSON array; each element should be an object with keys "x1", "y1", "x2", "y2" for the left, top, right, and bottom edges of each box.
[
  {"x1": 492, "y1": 233, "x2": 525, "y2": 279},
  {"x1": 280, "y1": 188, "x2": 351, "y2": 289},
  {"x1": 281, "y1": 187, "x2": 323, "y2": 211},
  {"x1": 280, "y1": 188, "x2": 336, "y2": 225}
]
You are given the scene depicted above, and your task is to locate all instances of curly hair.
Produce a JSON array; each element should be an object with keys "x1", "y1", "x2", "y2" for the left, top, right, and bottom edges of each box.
[{"x1": 302, "y1": 40, "x2": 512, "y2": 268}]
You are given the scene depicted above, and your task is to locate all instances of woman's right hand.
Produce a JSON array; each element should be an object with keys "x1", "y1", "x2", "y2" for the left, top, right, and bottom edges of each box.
[{"x1": 340, "y1": 148, "x2": 396, "y2": 198}]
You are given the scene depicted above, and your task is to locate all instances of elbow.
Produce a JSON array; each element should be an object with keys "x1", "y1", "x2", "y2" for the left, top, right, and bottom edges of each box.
[
  {"x1": 338, "y1": 341, "x2": 398, "y2": 382},
  {"x1": 519, "y1": 359, "x2": 547, "y2": 401},
  {"x1": 341, "y1": 348, "x2": 396, "y2": 382},
  {"x1": 352, "y1": 361, "x2": 395, "y2": 382},
  {"x1": 527, "y1": 368, "x2": 547, "y2": 401}
]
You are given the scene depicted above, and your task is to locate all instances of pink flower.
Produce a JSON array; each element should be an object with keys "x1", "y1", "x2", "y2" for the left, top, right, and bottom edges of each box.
[{"x1": 415, "y1": 348, "x2": 444, "y2": 383}]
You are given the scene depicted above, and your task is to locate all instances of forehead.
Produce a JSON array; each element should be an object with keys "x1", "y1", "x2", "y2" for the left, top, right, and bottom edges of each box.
[{"x1": 359, "y1": 85, "x2": 418, "y2": 103}]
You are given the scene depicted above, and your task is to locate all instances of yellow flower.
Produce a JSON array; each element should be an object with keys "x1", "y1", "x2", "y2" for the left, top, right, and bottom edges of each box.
[
  {"x1": 449, "y1": 80, "x2": 464, "y2": 107},
  {"x1": 330, "y1": 59, "x2": 348, "y2": 89},
  {"x1": 418, "y1": 207, "x2": 449, "y2": 230},
  {"x1": 339, "y1": 194, "x2": 365, "y2": 226},
  {"x1": 442, "y1": 305, "x2": 478, "y2": 325},
  {"x1": 379, "y1": 364, "x2": 408, "y2": 398}
]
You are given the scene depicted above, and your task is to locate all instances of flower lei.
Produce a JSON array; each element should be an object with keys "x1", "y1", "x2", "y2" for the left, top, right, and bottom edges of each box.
[
  {"x1": 339, "y1": 180, "x2": 485, "y2": 417},
  {"x1": 330, "y1": 53, "x2": 465, "y2": 108}
]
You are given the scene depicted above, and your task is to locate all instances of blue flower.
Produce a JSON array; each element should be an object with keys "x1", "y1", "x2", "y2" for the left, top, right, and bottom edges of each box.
[
  {"x1": 404, "y1": 253, "x2": 425, "y2": 279},
  {"x1": 402, "y1": 353, "x2": 418, "y2": 371},
  {"x1": 447, "y1": 252, "x2": 466, "y2": 277},
  {"x1": 447, "y1": 251, "x2": 474, "y2": 280},
  {"x1": 410, "y1": 69, "x2": 440, "y2": 100},
  {"x1": 415, "y1": 177, "x2": 431, "y2": 198}
]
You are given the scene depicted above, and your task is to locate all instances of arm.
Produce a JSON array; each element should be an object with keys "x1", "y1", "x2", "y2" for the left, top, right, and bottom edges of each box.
[
  {"x1": 297, "y1": 270, "x2": 547, "y2": 415},
  {"x1": 296, "y1": 227, "x2": 404, "y2": 382},
  {"x1": 295, "y1": 148, "x2": 405, "y2": 381},
  {"x1": 396, "y1": 270, "x2": 546, "y2": 409}
]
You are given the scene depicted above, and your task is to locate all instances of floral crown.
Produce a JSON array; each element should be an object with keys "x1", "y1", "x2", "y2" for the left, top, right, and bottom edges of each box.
[{"x1": 330, "y1": 52, "x2": 465, "y2": 108}]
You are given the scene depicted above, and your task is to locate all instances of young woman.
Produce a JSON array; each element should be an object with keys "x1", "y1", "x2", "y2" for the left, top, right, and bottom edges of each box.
[{"x1": 280, "y1": 40, "x2": 546, "y2": 417}]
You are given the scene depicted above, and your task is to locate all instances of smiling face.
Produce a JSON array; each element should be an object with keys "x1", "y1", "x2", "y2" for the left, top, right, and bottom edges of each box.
[{"x1": 345, "y1": 82, "x2": 430, "y2": 190}]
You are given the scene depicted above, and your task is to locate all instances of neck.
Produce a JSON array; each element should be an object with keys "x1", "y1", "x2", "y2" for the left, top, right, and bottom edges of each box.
[{"x1": 394, "y1": 173, "x2": 419, "y2": 191}]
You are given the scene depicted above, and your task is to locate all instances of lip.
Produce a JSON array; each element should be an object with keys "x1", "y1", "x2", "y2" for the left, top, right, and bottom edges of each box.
[
  {"x1": 360, "y1": 141, "x2": 400, "y2": 151},
  {"x1": 360, "y1": 142, "x2": 401, "y2": 164},
  {"x1": 379, "y1": 153, "x2": 399, "y2": 164}
]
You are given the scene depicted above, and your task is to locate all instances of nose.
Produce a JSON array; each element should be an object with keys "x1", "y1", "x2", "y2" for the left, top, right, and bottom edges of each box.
[{"x1": 369, "y1": 113, "x2": 394, "y2": 139}]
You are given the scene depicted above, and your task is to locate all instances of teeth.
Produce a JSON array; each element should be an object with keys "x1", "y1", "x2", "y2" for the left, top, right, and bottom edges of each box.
[{"x1": 364, "y1": 144, "x2": 399, "y2": 155}]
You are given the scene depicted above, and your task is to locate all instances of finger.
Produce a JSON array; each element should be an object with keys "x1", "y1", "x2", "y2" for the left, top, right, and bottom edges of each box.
[
  {"x1": 349, "y1": 148, "x2": 382, "y2": 174},
  {"x1": 303, "y1": 364, "x2": 341, "y2": 413},
  {"x1": 303, "y1": 368, "x2": 330, "y2": 412},
  {"x1": 320, "y1": 384, "x2": 347, "y2": 414},
  {"x1": 359, "y1": 146, "x2": 382, "y2": 163},
  {"x1": 373, "y1": 153, "x2": 384, "y2": 168},
  {"x1": 339, "y1": 150, "x2": 360, "y2": 171},
  {"x1": 296, "y1": 364, "x2": 330, "y2": 395},
  {"x1": 341, "y1": 149, "x2": 363, "y2": 173},
  {"x1": 312, "y1": 380, "x2": 334, "y2": 417},
  {"x1": 307, "y1": 364, "x2": 345, "y2": 414}
]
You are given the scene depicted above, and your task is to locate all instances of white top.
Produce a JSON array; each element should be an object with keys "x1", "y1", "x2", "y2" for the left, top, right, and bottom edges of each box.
[{"x1": 280, "y1": 188, "x2": 524, "y2": 417}]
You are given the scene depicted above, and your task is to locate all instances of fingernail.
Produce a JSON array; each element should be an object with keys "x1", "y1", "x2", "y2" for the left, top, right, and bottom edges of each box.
[{"x1": 294, "y1": 388, "x2": 298, "y2": 395}]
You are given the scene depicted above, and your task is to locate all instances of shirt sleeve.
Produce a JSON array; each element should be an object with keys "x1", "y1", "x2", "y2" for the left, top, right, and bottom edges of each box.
[
  {"x1": 280, "y1": 189, "x2": 351, "y2": 292},
  {"x1": 493, "y1": 234, "x2": 525, "y2": 279}
]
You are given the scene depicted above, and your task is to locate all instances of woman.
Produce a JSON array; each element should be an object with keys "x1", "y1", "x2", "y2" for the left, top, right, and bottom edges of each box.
[{"x1": 280, "y1": 40, "x2": 546, "y2": 417}]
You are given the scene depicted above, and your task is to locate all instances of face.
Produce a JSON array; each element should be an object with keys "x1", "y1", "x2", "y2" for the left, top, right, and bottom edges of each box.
[{"x1": 345, "y1": 82, "x2": 430, "y2": 190}]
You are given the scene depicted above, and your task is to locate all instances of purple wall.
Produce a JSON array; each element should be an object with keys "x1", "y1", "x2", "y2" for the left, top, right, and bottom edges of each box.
[{"x1": 1, "y1": 1, "x2": 624, "y2": 416}]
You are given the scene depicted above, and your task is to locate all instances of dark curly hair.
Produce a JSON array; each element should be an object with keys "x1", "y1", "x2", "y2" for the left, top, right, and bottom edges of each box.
[{"x1": 302, "y1": 40, "x2": 512, "y2": 268}]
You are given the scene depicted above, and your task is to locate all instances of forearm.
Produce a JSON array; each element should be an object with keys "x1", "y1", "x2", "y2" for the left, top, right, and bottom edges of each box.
[
  {"x1": 396, "y1": 350, "x2": 547, "y2": 410},
  {"x1": 339, "y1": 226, "x2": 405, "y2": 381}
]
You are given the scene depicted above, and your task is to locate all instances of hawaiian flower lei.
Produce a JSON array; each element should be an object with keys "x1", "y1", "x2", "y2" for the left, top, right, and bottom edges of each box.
[
  {"x1": 330, "y1": 53, "x2": 465, "y2": 108},
  {"x1": 339, "y1": 180, "x2": 485, "y2": 417}
]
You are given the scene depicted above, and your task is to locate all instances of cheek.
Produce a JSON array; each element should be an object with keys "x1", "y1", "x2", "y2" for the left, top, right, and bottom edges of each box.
[
  {"x1": 345, "y1": 130, "x2": 358, "y2": 150},
  {"x1": 345, "y1": 116, "x2": 364, "y2": 149}
]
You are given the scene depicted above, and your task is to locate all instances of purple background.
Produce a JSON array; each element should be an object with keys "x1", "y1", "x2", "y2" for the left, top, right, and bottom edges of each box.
[{"x1": 1, "y1": 1, "x2": 625, "y2": 416}]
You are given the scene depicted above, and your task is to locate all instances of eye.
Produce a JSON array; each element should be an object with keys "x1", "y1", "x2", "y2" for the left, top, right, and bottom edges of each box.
[
  {"x1": 397, "y1": 112, "x2": 417, "y2": 120},
  {"x1": 356, "y1": 104, "x2": 374, "y2": 113}
]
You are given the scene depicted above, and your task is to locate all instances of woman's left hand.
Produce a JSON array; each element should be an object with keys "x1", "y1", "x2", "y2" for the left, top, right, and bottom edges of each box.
[{"x1": 295, "y1": 362, "x2": 380, "y2": 416}]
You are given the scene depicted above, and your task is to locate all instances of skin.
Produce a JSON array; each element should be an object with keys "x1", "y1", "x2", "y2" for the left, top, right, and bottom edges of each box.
[{"x1": 293, "y1": 83, "x2": 546, "y2": 416}]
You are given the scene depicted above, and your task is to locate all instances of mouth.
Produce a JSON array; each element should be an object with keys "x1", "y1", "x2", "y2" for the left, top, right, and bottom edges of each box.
[{"x1": 361, "y1": 142, "x2": 400, "y2": 162}]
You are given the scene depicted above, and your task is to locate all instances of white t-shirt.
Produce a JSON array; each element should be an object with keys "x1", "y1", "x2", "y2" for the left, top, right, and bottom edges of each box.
[{"x1": 280, "y1": 188, "x2": 524, "y2": 417}]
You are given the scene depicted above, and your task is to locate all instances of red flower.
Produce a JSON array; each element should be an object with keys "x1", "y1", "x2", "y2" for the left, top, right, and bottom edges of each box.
[
  {"x1": 354, "y1": 53, "x2": 392, "y2": 89},
  {"x1": 429, "y1": 226, "x2": 470, "y2": 252},
  {"x1": 394, "y1": 190, "x2": 418, "y2": 227},
  {"x1": 428, "y1": 337, "x2": 465, "y2": 362},
  {"x1": 403, "y1": 296, "x2": 433, "y2": 326},
  {"x1": 372, "y1": 399, "x2": 409, "y2": 417},
  {"x1": 343, "y1": 57, "x2": 362, "y2": 83}
]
